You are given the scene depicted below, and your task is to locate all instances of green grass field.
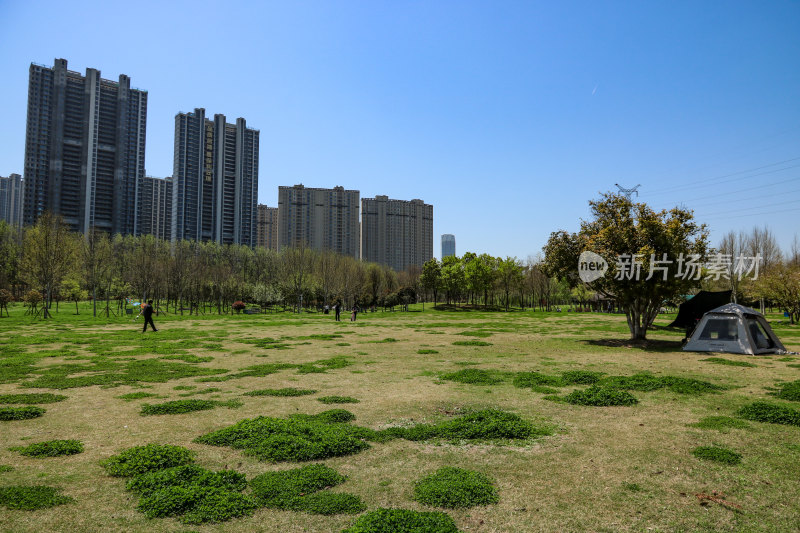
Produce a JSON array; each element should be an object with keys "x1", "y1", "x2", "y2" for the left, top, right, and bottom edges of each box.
[{"x1": 1, "y1": 302, "x2": 799, "y2": 532}]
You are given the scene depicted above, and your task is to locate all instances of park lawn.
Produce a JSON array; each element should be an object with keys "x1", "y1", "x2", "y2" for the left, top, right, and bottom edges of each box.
[{"x1": 0, "y1": 302, "x2": 799, "y2": 532}]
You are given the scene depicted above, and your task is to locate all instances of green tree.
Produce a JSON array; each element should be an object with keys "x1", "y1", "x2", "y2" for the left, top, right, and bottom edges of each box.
[
  {"x1": 544, "y1": 193, "x2": 709, "y2": 340},
  {"x1": 440, "y1": 255, "x2": 465, "y2": 306},
  {"x1": 0, "y1": 221, "x2": 23, "y2": 295},
  {"x1": 22, "y1": 213, "x2": 79, "y2": 318},
  {"x1": 82, "y1": 228, "x2": 113, "y2": 317},
  {"x1": 465, "y1": 253, "x2": 497, "y2": 307},
  {"x1": 496, "y1": 257, "x2": 523, "y2": 311},
  {"x1": 756, "y1": 261, "x2": 800, "y2": 324},
  {"x1": 420, "y1": 258, "x2": 442, "y2": 308},
  {"x1": 0, "y1": 288, "x2": 12, "y2": 317}
]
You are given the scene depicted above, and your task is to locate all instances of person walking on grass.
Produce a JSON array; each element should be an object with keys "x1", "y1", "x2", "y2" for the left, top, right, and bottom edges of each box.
[
  {"x1": 351, "y1": 305, "x2": 358, "y2": 322},
  {"x1": 334, "y1": 301, "x2": 341, "y2": 322},
  {"x1": 142, "y1": 300, "x2": 158, "y2": 332}
]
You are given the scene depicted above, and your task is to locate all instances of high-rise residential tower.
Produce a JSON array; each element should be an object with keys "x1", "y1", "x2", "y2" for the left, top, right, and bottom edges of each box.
[
  {"x1": 137, "y1": 176, "x2": 172, "y2": 240},
  {"x1": 172, "y1": 108, "x2": 259, "y2": 246},
  {"x1": 256, "y1": 204, "x2": 278, "y2": 251},
  {"x1": 23, "y1": 59, "x2": 147, "y2": 234},
  {"x1": 0, "y1": 174, "x2": 24, "y2": 227},
  {"x1": 442, "y1": 234, "x2": 456, "y2": 258},
  {"x1": 277, "y1": 184, "x2": 360, "y2": 258},
  {"x1": 361, "y1": 195, "x2": 433, "y2": 271}
]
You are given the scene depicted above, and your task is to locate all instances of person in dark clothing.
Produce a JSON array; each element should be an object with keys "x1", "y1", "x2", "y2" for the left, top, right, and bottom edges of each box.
[
  {"x1": 351, "y1": 305, "x2": 358, "y2": 322},
  {"x1": 142, "y1": 300, "x2": 158, "y2": 332},
  {"x1": 334, "y1": 302, "x2": 341, "y2": 322}
]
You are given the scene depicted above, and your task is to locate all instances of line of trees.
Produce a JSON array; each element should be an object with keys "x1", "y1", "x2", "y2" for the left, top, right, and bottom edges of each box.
[
  {"x1": 713, "y1": 227, "x2": 800, "y2": 324},
  {"x1": 0, "y1": 214, "x2": 580, "y2": 319},
  {"x1": 419, "y1": 253, "x2": 573, "y2": 311},
  {"x1": 0, "y1": 214, "x2": 413, "y2": 318}
]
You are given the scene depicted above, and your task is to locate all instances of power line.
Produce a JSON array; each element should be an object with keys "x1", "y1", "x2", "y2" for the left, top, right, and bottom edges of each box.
[
  {"x1": 698, "y1": 206, "x2": 800, "y2": 221},
  {"x1": 651, "y1": 176, "x2": 800, "y2": 210},
  {"x1": 664, "y1": 187, "x2": 800, "y2": 210},
  {"x1": 694, "y1": 198, "x2": 800, "y2": 218},
  {"x1": 646, "y1": 159, "x2": 800, "y2": 197}
]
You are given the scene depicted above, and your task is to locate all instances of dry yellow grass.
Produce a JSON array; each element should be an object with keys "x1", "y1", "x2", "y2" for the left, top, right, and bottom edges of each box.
[{"x1": 1, "y1": 309, "x2": 799, "y2": 532}]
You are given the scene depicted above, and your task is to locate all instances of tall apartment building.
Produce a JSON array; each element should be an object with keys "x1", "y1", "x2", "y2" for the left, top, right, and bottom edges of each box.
[
  {"x1": 256, "y1": 204, "x2": 278, "y2": 251},
  {"x1": 361, "y1": 195, "x2": 433, "y2": 271},
  {"x1": 172, "y1": 108, "x2": 258, "y2": 246},
  {"x1": 137, "y1": 176, "x2": 172, "y2": 240},
  {"x1": 23, "y1": 59, "x2": 147, "y2": 234},
  {"x1": 0, "y1": 174, "x2": 24, "y2": 227},
  {"x1": 277, "y1": 184, "x2": 360, "y2": 258},
  {"x1": 442, "y1": 234, "x2": 456, "y2": 258}
]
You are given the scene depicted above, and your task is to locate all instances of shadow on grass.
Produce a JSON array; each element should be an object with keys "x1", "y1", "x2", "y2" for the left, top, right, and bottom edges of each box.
[{"x1": 581, "y1": 338, "x2": 683, "y2": 353}]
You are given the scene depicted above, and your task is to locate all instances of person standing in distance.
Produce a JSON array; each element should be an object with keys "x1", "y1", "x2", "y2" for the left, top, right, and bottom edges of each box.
[
  {"x1": 142, "y1": 300, "x2": 158, "y2": 332},
  {"x1": 334, "y1": 301, "x2": 341, "y2": 322}
]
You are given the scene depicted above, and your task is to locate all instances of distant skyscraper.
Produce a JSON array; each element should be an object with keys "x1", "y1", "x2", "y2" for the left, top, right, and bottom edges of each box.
[
  {"x1": 0, "y1": 174, "x2": 24, "y2": 227},
  {"x1": 23, "y1": 59, "x2": 147, "y2": 234},
  {"x1": 277, "y1": 184, "x2": 360, "y2": 258},
  {"x1": 256, "y1": 204, "x2": 278, "y2": 251},
  {"x1": 442, "y1": 234, "x2": 456, "y2": 258},
  {"x1": 137, "y1": 176, "x2": 172, "y2": 240},
  {"x1": 361, "y1": 195, "x2": 433, "y2": 271},
  {"x1": 172, "y1": 109, "x2": 259, "y2": 245}
]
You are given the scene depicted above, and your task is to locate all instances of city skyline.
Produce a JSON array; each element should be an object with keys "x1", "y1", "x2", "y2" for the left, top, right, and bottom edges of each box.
[{"x1": 1, "y1": 2, "x2": 799, "y2": 259}]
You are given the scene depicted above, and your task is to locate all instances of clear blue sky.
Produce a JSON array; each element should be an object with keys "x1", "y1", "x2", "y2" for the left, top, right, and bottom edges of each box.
[{"x1": 1, "y1": 0, "x2": 799, "y2": 259}]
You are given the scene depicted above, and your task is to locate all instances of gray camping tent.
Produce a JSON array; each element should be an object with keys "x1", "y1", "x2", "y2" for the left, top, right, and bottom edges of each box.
[{"x1": 683, "y1": 303, "x2": 786, "y2": 355}]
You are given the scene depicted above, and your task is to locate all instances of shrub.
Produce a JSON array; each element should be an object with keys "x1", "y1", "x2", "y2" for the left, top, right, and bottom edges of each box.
[
  {"x1": 232, "y1": 301, "x2": 246, "y2": 313},
  {"x1": 23, "y1": 290, "x2": 43, "y2": 307},
  {"x1": 563, "y1": 386, "x2": 638, "y2": 406},
  {"x1": 0, "y1": 406, "x2": 45, "y2": 421},
  {"x1": 0, "y1": 393, "x2": 67, "y2": 404},
  {"x1": 136, "y1": 485, "x2": 256, "y2": 523},
  {"x1": 440, "y1": 369, "x2": 504, "y2": 385},
  {"x1": 303, "y1": 409, "x2": 357, "y2": 424},
  {"x1": 126, "y1": 465, "x2": 247, "y2": 496},
  {"x1": 342, "y1": 508, "x2": 459, "y2": 533},
  {"x1": 195, "y1": 411, "x2": 373, "y2": 462},
  {"x1": 660, "y1": 376, "x2": 726, "y2": 395},
  {"x1": 452, "y1": 340, "x2": 492, "y2": 346},
  {"x1": 179, "y1": 488, "x2": 257, "y2": 524},
  {"x1": 317, "y1": 396, "x2": 360, "y2": 404},
  {"x1": 0, "y1": 486, "x2": 74, "y2": 510},
  {"x1": 417, "y1": 349, "x2": 439, "y2": 354},
  {"x1": 772, "y1": 380, "x2": 800, "y2": 402},
  {"x1": 397, "y1": 409, "x2": 546, "y2": 441},
  {"x1": 530, "y1": 385, "x2": 560, "y2": 394},
  {"x1": 140, "y1": 399, "x2": 241, "y2": 416},
  {"x1": 599, "y1": 373, "x2": 724, "y2": 395},
  {"x1": 692, "y1": 446, "x2": 742, "y2": 465},
  {"x1": 13, "y1": 439, "x2": 83, "y2": 457},
  {"x1": 250, "y1": 464, "x2": 345, "y2": 508},
  {"x1": 737, "y1": 401, "x2": 800, "y2": 427},
  {"x1": 690, "y1": 416, "x2": 751, "y2": 431},
  {"x1": 101, "y1": 444, "x2": 195, "y2": 477},
  {"x1": 123, "y1": 464, "x2": 253, "y2": 524},
  {"x1": 560, "y1": 370, "x2": 605, "y2": 385},
  {"x1": 116, "y1": 392, "x2": 161, "y2": 401},
  {"x1": 244, "y1": 388, "x2": 317, "y2": 397},
  {"x1": 413, "y1": 467, "x2": 498, "y2": 508}
]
